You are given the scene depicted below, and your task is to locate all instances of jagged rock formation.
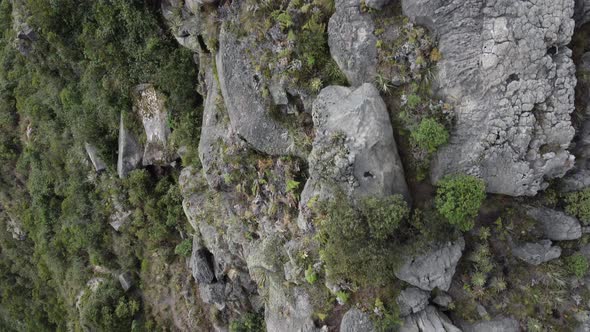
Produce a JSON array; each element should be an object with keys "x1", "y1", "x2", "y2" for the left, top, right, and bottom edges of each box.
[
  {"x1": 133, "y1": 84, "x2": 176, "y2": 166},
  {"x1": 117, "y1": 114, "x2": 142, "y2": 178},
  {"x1": 84, "y1": 143, "x2": 107, "y2": 172},
  {"x1": 512, "y1": 240, "x2": 562, "y2": 265},
  {"x1": 340, "y1": 308, "x2": 375, "y2": 332},
  {"x1": 399, "y1": 305, "x2": 461, "y2": 332},
  {"x1": 365, "y1": 0, "x2": 392, "y2": 10},
  {"x1": 395, "y1": 237, "x2": 465, "y2": 291},
  {"x1": 217, "y1": 25, "x2": 301, "y2": 157},
  {"x1": 161, "y1": 0, "x2": 203, "y2": 52},
  {"x1": 527, "y1": 207, "x2": 582, "y2": 241},
  {"x1": 328, "y1": 0, "x2": 377, "y2": 86},
  {"x1": 189, "y1": 235, "x2": 216, "y2": 284},
  {"x1": 403, "y1": 0, "x2": 577, "y2": 196},
  {"x1": 298, "y1": 83, "x2": 409, "y2": 229},
  {"x1": 397, "y1": 287, "x2": 430, "y2": 316}
]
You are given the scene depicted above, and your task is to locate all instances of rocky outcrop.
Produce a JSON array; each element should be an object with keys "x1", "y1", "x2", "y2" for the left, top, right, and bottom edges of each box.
[
  {"x1": 365, "y1": 0, "x2": 392, "y2": 10},
  {"x1": 265, "y1": 283, "x2": 320, "y2": 332},
  {"x1": 84, "y1": 143, "x2": 106, "y2": 172},
  {"x1": 161, "y1": 0, "x2": 203, "y2": 52},
  {"x1": 512, "y1": 240, "x2": 561, "y2": 265},
  {"x1": 11, "y1": 1, "x2": 37, "y2": 56},
  {"x1": 403, "y1": 0, "x2": 577, "y2": 196},
  {"x1": 328, "y1": 0, "x2": 376, "y2": 87},
  {"x1": 395, "y1": 237, "x2": 464, "y2": 291},
  {"x1": 118, "y1": 271, "x2": 134, "y2": 292},
  {"x1": 399, "y1": 306, "x2": 461, "y2": 332},
  {"x1": 461, "y1": 316, "x2": 520, "y2": 332},
  {"x1": 117, "y1": 114, "x2": 142, "y2": 178},
  {"x1": 189, "y1": 235, "x2": 216, "y2": 284},
  {"x1": 340, "y1": 308, "x2": 375, "y2": 332},
  {"x1": 298, "y1": 83, "x2": 409, "y2": 229},
  {"x1": 5, "y1": 214, "x2": 25, "y2": 241},
  {"x1": 527, "y1": 207, "x2": 582, "y2": 241},
  {"x1": 217, "y1": 25, "x2": 300, "y2": 157},
  {"x1": 133, "y1": 84, "x2": 175, "y2": 166},
  {"x1": 397, "y1": 287, "x2": 430, "y2": 317}
]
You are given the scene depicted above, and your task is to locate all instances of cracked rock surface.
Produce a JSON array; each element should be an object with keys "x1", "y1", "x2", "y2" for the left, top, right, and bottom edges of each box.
[
  {"x1": 395, "y1": 237, "x2": 465, "y2": 291},
  {"x1": 527, "y1": 207, "x2": 582, "y2": 241},
  {"x1": 403, "y1": 0, "x2": 577, "y2": 196},
  {"x1": 512, "y1": 240, "x2": 562, "y2": 265}
]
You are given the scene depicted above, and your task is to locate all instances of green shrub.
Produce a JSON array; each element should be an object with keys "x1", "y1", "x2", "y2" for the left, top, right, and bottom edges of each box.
[
  {"x1": 435, "y1": 174, "x2": 486, "y2": 231},
  {"x1": 411, "y1": 118, "x2": 449, "y2": 153},
  {"x1": 305, "y1": 265, "x2": 318, "y2": 284},
  {"x1": 360, "y1": 195, "x2": 410, "y2": 240},
  {"x1": 317, "y1": 195, "x2": 408, "y2": 286},
  {"x1": 566, "y1": 253, "x2": 589, "y2": 278},
  {"x1": 564, "y1": 188, "x2": 590, "y2": 225},
  {"x1": 174, "y1": 239, "x2": 193, "y2": 257},
  {"x1": 229, "y1": 311, "x2": 265, "y2": 332}
]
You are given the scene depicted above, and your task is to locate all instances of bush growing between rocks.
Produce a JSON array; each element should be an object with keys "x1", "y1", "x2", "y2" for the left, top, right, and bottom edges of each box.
[
  {"x1": 564, "y1": 188, "x2": 590, "y2": 224},
  {"x1": 229, "y1": 311, "x2": 265, "y2": 332},
  {"x1": 317, "y1": 195, "x2": 409, "y2": 285},
  {"x1": 411, "y1": 118, "x2": 449, "y2": 153},
  {"x1": 435, "y1": 174, "x2": 486, "y2": 231},
  {"x1": 174, "y1": 239, "x2": 192, "y2": 257}
]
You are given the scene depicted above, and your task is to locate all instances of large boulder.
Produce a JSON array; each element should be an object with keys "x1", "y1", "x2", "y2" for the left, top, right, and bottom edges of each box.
[
  {"x1": 265, "y1": 282, "x2": 320, "y2": 332},
  {"x1": 461, "y1": 316, "x2": 520, "y2": 332},
  {"x1": 84, "y1": 143, "x2": 107, "y2": 172},
  {"x1": 217, "y1": 25, "x2": 300, "y2": 157},
  {"x1": 397, "y1": 287, "x2": 430, "y2": 317},
  {"x1": 161, "y1": 0, "x2": 203, "y2": 52},
  {"x1": 189, "y1": 235, "x2": 216, "y2": 284},
  {"x1": 399, "y1": 306, "x2": 461, "y2": 332},
  {"x1": 328, "y1": 0, "x2": 377, "y2": 87},
  {"x1": 340, "y1": 308, "x2": 376, "y2": 332},
  {"x1": 118, "y1": 271, "x2": 134, "y2": 292},
  {"x1": 297, "y1": 83, "x2": 409, "y2": 229},
  {"x1": 512, "y1": 240, "x2": 562, "y2": 265},
  {"x1": 117, "y1": 114, "x2": 142, "y2": 178},
  {"x1": 403, "y1": 0, "x2": 577, "y2": 196},
  {"x1": 133, "y1": 84, "x2": 175, "y2": 166},
  {"x1": 526, "y1": 207, "x2": 582, "y2": 241},
  {"x1": 395, "y1": 237, "x2": 465, "y2": 291}
]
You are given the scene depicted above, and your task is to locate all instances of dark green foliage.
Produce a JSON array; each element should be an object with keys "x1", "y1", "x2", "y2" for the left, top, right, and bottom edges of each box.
[
  {"x1": 435, "y1": 174, "x2": 486, "y2": 231},
  {"x1": 564, "y1": 188, "x2": 590, "y2": 225},
  {"x1": 79, "y1": 280, "x2": 138, "y2": 331},
  {"x1": 229, "y1": 311, "x2": 266, "y2": 332},
  {"x1": 317, "y1": 195, "x2": 410, "y2": 286},
  {"x1": 566, "y1": 253, "x2": 589, "y2": 278},
  {"x1": 360, "y1": 195, "x2": 410, "y2": 241},
  {"x1": 411, "y1": 118, "x2": 449, "y2": 153},
  {"x1": 175, "y1": 239, "x2": 193, "y2": 257}
]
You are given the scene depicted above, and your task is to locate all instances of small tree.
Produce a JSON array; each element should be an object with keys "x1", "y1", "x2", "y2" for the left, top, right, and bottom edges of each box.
[
  {"x1": 564, "y1": 188, "x2": 590, "y2": 225},
  {"x1": 435, "y1": 174, "x2": 486, "y2": 231},
  {"x1": 411, "y1": 118, "x2": 449, "y2": 153},
  {"x1": 174, "y1": 239, "x2": 192, "y2": 257},
  {"x1": 566, "y1": 253, "x2": 589, "y2": 278}
]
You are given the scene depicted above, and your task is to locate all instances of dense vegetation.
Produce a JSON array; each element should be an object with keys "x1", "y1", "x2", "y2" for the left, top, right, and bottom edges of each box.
[{"x1": 0, "y1": 0, "x2": 199, "y2": 330}]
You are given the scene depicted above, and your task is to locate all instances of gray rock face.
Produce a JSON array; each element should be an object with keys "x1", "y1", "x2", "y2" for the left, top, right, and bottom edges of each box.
[
  {"x1": 133, "y1": 84, "x2": 175, "y2": 166},
  {"x1": 561, "y1": 169, "x2": 590, "y2": 193},
  {"x1": 118, "y1": 272, "x2": 134, "y2": 292},
  {"x1": 189, "y1": 235, "x2": 216, "y2": 284},
  {"x1": 365, "y1": 0, "x2": 392, "y2": 10},
  {"x1": 398, "y1": 287, "x2": 430, "y2": 317},
  {"x1": 117, "y1": 114, "x2": 142, "y2": 178},
  {"x1": 84, "y1": 143, "x2": 106, "y2": 172},
  {"x1": 298, "y1": 83, "x2": 409, "y2": 230},
  {"x1": 340, "y1": 308, "x2": 376, "y2": 332},
  {"x1": 395, "y1": 237, "x2": 465, "y2": 291},
  {"x1": 328, "y1": 0, "x2": 377, "y2": 87},
  {"x1": 461, "y1": 316, "x2": 520, "y2": 332},
  {"x1": 5, "y1": 215, "x2": 26, "y2": 241},
  {"x1": 512, "y1": 240, "x2": 561, "y2": 265},
  {"x1": 575, "y1": 0, "x2": 590, "y2": 26},
  {"x1": 11, "y1": 1, "x2": 37, "y2": 56},
  {"x1": 526, "y1": 207, "x2": 582, "y2": 241},
  {"x1": 432, "y1": 293, "x2": 453, "y2": 308},
  {"x1": 161, "y1": 0, "x2": 203, "y2": 52},
  {"x1": 403, "y1": 0, "x2": 577, "y2": 196},
  {"x1": 265, "y1": 283, "x2": 320, "y2": 332},
  {"x1": 399, "y1": 306, "x2": 461, "y2": 332},
  {"x1": 217, "y1": 26, "x2": 298, "y2": 157}
]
